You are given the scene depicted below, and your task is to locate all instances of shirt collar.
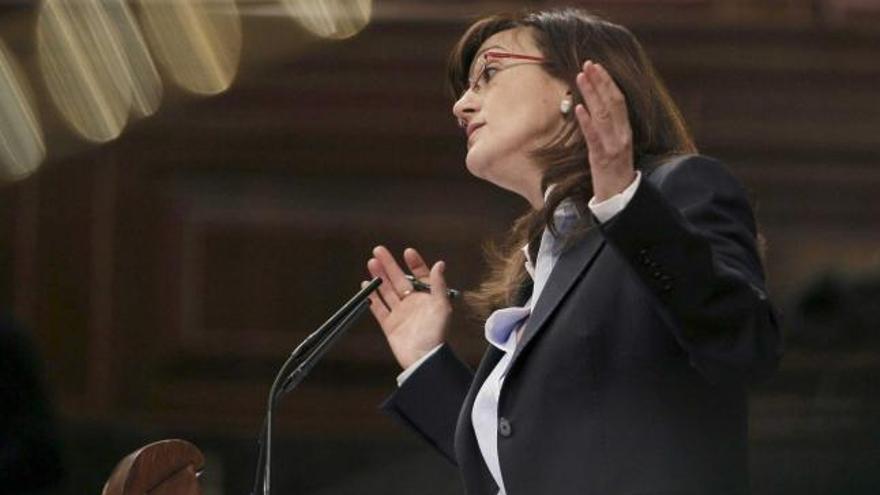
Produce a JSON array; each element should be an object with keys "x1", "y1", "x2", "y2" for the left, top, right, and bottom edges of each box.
[{"x1": 522, "y1": 184, "x2": 579, "y2": 277}]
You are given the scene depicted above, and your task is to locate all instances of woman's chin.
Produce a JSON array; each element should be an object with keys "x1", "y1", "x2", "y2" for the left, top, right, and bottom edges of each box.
[{"x1": 464, "y1": 149, "x2": 488, "y2": 179}]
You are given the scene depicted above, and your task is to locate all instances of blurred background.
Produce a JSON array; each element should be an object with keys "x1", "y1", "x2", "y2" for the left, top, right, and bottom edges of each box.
[{"x1": 0, "y1": 0, "x2": 878, "y2": 494}]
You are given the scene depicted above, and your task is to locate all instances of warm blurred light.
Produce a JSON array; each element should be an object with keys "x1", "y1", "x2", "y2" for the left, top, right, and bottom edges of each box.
[
  {"x1": 281, "y1": 0, "x2": 372, "y2": 40},
  {"x1": 0, "y1": 39, "x2": 45, "y2": 182},
  {"x1": 38, "y1": 0, "x2": 141, "y2": 143},
  {"x1": 105, "y1": 0, "x2": 163, "y2": 118},
  {"x1": 137, "y1": 0, "x2": 242, "y2": 95}
]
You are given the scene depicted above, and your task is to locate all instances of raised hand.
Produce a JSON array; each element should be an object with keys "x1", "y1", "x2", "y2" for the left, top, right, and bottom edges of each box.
[
  {"x1": 574, "y1": 60, "x2": 637, "y2": 202},
  {"x1": 365, "y1": 245, "x2": 452, "y2": 369}
]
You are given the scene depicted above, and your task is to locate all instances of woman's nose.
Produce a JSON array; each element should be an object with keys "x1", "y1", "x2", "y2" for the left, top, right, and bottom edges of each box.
[{"x1": 452, "y1": 89, "x2": 478, "y2": 123}]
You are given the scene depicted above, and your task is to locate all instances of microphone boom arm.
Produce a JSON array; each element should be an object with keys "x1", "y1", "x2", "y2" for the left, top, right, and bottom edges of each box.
[{"x1": 253, "y1": 277, "x2": 382, "y2": 495}]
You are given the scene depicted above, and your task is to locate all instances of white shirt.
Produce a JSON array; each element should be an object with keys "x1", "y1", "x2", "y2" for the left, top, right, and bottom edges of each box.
[{"x1": 397, "y1": 173, "x2": 642, "y2": 494}]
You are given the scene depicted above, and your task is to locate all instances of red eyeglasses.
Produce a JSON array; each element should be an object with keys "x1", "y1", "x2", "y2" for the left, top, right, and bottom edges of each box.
[{"x1": 465, "y1": 51, "x2": 546, "y2": 95}]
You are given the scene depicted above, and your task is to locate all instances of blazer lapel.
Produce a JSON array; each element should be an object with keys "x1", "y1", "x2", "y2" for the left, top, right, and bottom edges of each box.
[{"x1": 506, "y1": 225, "x2": 606, "y2": 375}]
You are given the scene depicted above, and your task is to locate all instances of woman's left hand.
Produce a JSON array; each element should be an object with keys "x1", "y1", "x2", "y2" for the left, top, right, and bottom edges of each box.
[{"x1": 574, "y1": 60, "x2": 636, "y2": 202}]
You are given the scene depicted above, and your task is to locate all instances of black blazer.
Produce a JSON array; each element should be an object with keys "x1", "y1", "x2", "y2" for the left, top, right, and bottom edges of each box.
[{"x1": 382, "y1": 154, "x2": 782, "y2": 495}]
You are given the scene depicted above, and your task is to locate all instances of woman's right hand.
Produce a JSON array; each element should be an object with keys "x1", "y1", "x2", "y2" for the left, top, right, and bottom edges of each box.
[{"x1": 365, "y1": 245, "x2": 452, "y2": 369}]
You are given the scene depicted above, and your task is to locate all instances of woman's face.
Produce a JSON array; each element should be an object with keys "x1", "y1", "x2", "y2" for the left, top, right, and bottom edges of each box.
[{"x1": 452, "y1": 27, "x2": 570, "y2": 206}]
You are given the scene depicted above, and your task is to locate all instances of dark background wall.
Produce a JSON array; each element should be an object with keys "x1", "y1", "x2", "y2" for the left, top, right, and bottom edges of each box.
[{"x1": 1, "y1": 1, "x2": 878, "y2": 494}]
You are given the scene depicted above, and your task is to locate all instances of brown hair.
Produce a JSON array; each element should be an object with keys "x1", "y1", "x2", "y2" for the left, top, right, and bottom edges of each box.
[{"x1": 448, "y1": 8, "x2": 698, "y2": 318}]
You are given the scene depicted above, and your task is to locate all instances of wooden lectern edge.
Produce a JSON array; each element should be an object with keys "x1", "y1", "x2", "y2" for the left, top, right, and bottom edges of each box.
[{"x1": 102, "y1": 439, "x2": 205, "y2": 495}]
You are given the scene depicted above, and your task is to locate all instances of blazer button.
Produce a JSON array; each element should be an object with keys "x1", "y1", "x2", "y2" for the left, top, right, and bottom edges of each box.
[{"x1": 498, "y1": 417, "x2": 512, "y2": 438}]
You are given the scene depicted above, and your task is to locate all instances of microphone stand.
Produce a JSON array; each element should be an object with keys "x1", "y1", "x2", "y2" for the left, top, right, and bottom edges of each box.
[{"x1": 251, "y1": 277, "x2": 382, "y2": 495}]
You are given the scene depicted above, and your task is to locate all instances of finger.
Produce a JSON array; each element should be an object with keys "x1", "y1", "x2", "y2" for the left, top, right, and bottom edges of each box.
[
  {"x1": 428, "y1": 260, "x2": 449, "y2": 300},
  {"x1": 588, "y1": 64, "x2": 633, "y2": 155},
  {"x1": 574, "y1": 100, "x2": 604, "y2": 155},
  {"x1": 589, "y1": 63, "x2": 618, "y2": 116},
  {"x1": 592, "y1": 63, "x2": 629, "y2": 125},
  {"x1": 368, "y1": 257, "x2": 400, "y2": 310},
  {"x1": 403, "y1": 247, "x2": 431, "y2": 280},
  {"x1": 577, "y1": 61, "x2": 610, "y2": 123},
  {"x1": 593, "y1": 63, "x2": 626, "y2": 109},
  {"x1": 581, "y1": 64, "x2": 629, "y2": 157},
  {"x1": 373, "y1": 245, "x2": 414, "y2": 296},
  {"x1": 362, "y1": 280, "x2": 390, "y2": 321}
]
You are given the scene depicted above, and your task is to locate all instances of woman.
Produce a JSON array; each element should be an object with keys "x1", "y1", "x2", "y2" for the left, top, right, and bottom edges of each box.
[{"x1": 364, "y1": 8, "x2": 781, "y2": 495}]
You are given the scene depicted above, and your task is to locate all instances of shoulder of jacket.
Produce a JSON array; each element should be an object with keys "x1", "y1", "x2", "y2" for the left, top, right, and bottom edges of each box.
[{"x1": 642, "y1": 153, "x2": 727, "y2": 188}]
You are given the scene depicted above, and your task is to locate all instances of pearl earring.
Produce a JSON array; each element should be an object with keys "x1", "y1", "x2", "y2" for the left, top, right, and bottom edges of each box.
[{"x1": 560, "y1": 99, "x2": 573, "y2": 115}]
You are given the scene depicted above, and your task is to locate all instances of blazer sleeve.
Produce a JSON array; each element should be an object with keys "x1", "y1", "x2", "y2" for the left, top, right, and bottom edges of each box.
[
  {"x1": 599, "y1": 154, "x2": 783, "y2": 385},
  {"x1": 380, "y1": 344, "x2": 474, "y2": 464}
]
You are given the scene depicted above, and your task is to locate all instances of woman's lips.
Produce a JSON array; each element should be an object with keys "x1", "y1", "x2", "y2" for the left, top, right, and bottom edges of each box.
[
  {"x1": 467, "y1": 124, "x2": 484, "y2": 144},
  {"x1": 467, "y1": 123, "x2": 484, "y2": 138}
]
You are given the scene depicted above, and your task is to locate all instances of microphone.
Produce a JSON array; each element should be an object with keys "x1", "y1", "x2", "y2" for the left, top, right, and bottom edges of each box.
[{"x1": 251, "y1": 277, "x2": 382, "y2": 495}]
